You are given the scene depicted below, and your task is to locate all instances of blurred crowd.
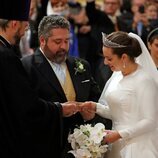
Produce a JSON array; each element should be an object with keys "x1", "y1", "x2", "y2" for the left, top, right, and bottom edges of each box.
[{"x1": 19, "y1": 0, "x2": 158, "y2": 90}]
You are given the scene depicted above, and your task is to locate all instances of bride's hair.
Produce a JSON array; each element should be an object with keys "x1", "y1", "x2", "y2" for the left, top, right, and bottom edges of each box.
[{"x1": 102, "y1": 31, "x2": 142, "y2": 59}]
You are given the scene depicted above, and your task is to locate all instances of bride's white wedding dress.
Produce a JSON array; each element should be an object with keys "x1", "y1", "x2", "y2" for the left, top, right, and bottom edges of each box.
[{"x1": 96, "y1": 65, "x2": 158, "y2": 158}]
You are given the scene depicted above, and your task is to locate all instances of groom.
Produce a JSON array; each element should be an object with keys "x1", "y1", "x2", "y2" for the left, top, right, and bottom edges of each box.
[{"x1": 22, "y1": 15, "x2": 112, "y2": 157}]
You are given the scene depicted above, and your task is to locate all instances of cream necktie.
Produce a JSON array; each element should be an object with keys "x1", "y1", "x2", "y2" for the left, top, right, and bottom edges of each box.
[{"x1": 55, "y1": 64, "x2": 66, "y2": 85}]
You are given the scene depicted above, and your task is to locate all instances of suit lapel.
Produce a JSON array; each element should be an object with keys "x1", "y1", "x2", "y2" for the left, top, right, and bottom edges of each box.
[{"x1": 34, "y1": 49, "x2": 66, "y2": 99}]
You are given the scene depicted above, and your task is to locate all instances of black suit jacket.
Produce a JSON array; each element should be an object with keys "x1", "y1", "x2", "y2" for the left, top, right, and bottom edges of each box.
[
  {"x1": 0, "y1": 45, "x2": 63, "y2": 157},
  {"x1": 21, "y1": 48, "x2": 103, "y2": 156}
]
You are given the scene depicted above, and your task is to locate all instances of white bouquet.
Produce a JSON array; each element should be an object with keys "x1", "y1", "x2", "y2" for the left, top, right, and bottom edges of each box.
[{"x1": 68, "y1": 123, "x2": 108, "y2": 158}]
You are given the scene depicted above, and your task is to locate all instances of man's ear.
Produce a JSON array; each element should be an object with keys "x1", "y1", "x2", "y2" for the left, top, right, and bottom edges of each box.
[
  {"x1": 11, "y1": 20, "x2": 18, "y2": 29},
  {"x1": 39, "y1": 36, "x2": 46, "y2": 47}
]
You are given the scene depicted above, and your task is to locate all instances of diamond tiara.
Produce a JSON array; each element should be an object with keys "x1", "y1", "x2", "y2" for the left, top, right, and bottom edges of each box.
[{"x1": 102, "y1": 32, "x2": 127, "y2": 48}]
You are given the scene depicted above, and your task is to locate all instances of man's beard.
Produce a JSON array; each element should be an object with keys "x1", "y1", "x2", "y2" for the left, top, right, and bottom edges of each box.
[
  {"x1": 43, "y1": 44, "x2": 68, "y2": 64},
  {"x1": 53, "y1": 51, "x2": 68, "y2": 64},
  {"x1": 13, "y1": 30, "x2": 21, "y2": 45}
]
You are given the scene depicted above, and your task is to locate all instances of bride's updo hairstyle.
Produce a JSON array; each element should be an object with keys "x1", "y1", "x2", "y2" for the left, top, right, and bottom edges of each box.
[{"x1": 102, "y1": 31, "x2": 142, "y2": 60}]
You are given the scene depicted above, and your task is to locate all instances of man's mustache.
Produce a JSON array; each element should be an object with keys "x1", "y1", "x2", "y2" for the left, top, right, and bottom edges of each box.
[{"x1": 56, "y1": 50, "x2": 68, "y2": 55}]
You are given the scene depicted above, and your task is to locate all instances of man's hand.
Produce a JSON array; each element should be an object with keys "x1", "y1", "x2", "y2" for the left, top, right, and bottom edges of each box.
[{"x1": 61, "y1": 102, "x2": 79, "y2": 117}]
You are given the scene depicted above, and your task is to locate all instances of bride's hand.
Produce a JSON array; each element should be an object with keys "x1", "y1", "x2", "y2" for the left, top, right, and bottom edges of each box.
[
  {"x1": 79, "y1": 101, "x2": 96, "y2": 121},
  {"x1": 103, "y1": 130, "x2": 121, "y2": 144}
]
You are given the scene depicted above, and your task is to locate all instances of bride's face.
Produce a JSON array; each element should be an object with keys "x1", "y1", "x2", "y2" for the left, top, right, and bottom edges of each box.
[{"x1": 103, "y1": 47, "x2": 123, "y2": 71}]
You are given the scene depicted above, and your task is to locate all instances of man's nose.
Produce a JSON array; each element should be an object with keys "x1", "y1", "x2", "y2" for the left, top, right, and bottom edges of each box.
[{"x1": 60, "y1": 42, "x2": 67, "y2": 49}]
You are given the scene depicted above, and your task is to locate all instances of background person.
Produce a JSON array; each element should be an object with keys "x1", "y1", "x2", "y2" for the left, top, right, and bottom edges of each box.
[
  {"x1": 19, "y1": 0, "x2": 39, "y2": 57},
  {"x1": 147, "y1": 27, "x2": 158, "y2": 69}
]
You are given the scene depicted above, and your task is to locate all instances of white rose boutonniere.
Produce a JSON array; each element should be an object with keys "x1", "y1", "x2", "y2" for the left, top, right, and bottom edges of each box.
[
  {"x1": 74, "y1": 59, "x2": 86, "y2": 75},
  {"x1": 68, "y1": 123, "x2": 108, "y2": 158}
]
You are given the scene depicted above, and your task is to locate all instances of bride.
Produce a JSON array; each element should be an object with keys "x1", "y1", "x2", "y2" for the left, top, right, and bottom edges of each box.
[{"x1": 80, "y1": 31, "x2": 158, "y2": 158}]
